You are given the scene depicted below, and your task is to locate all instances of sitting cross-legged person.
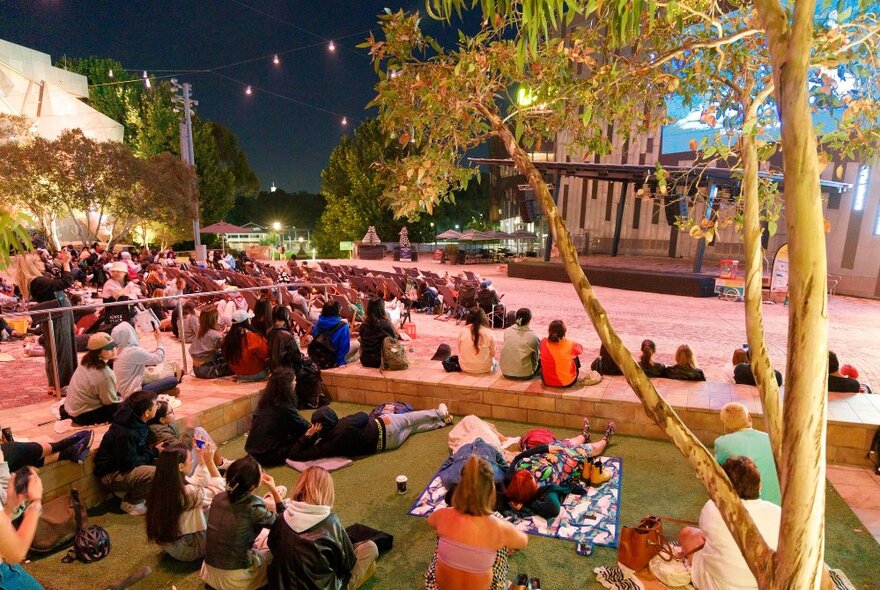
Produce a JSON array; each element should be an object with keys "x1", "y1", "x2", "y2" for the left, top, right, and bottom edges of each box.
[
  {"x1": 665, "y1": 344, "x2": 706, "y2": 381},
  {"x1": 827, "y1": 350, "x2": 861, "y2": 393},
  {"x1": 732, "y1": 348, "x2": 783, "y2": 387},
  {"x1": 539, "y1": 320, "x2": 584, "y2": 387},
  {"x1": 590, "y1": 344, "x2": 623, "y2": 376},
  {"x1": 426, "y1": 456, "x2": 529, "y2": 590},
  {"x1": 638, "y1": 339, "x2": 666, "y2": 378},
  {"x1": 221, "y1": 310, "x2": 269, "y2": 382},
  {"x1": 267, "y1": 466, "x2": 379, "y2": 590},
  {"x1": 61, "y1": 332, "x2": 121, "y2": 426},
  {"x1": 93, "y1": 390, "x2": 161, "y2": 516},
  {"x1": 499, "y1": 308, "x2": 541, "y2": 380},
  {"x1": 503, "y1": 418, "x2": 616, "y2": 519},
  {"x1": 287, "y1": 404, "x2": 451, "y2": 462},
  {"x1": 358, "y1": 298, "x2": 399, "y2": 369}
]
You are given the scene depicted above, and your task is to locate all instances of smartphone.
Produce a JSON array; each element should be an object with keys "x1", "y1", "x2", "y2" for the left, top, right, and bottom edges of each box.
[
  {"x1": 576, "y1": 542, "x2": 593, "y2": 556},
  {"x1": 743, "y1": 343, "x2": 750, "y2": 351},
  {"x1": 195, "y1": 439, "x2": 206, "y2": 449},
  {"x1": 13, "y1": 466, "x2": 31, "y2": 496}
]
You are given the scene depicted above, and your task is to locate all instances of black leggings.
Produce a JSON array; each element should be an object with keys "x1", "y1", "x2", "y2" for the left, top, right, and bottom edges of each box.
[
  {"x1": 60, "y1": 403, "x2": 121, "y2": 426},
  {"x1": 2, "y1": 442, "x2": 45, "y2": 473}
]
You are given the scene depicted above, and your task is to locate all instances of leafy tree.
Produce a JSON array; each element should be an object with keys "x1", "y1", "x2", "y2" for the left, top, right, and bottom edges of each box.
[{"x1": 366, "y1": 2, "x2": 880, "y2": 588}]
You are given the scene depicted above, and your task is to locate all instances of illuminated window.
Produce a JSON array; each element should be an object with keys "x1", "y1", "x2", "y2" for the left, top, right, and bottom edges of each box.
[{"x1": 853, "y1": 164, "x2": 870, "y2": 212}]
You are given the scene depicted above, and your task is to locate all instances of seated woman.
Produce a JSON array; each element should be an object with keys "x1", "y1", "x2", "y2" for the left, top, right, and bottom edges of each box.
[
  {"x1": 221, "y1": 310, "x2": 269, "y2": 382},
  {"x1": 245, "y1": 370, "x2": 310, "y2": 467},
  {"x1": 61, "y1": 332, "x2": 121, "y2": 425},
  {"x1": 268, "y1": 467, "x2": 379, "y2": 590},
  {"x1": 0, "y1": 467, "x2": 45, "y2": 589},
  {"x1": 427, "y1": 456, "x2": 529, "y2": 590},
  {"x1": 266, "y1": 306, "x2": 302, "y2": 373},
  {"x1": 457, "y1": 309, "x2": 496, "y2": 375},
  {"x1": 179, "y1": 302, "x2": 200, "y2": 343},
  {"x1": 189, "y1": 307, "x2": 223, "y2": 366},
  {"x1": 499, "y1": 308, "x2": 540, "y2": 380},
  {"x1": 827, "y1": 351, "x2": 860, "y2": 393},
  {"x1": 665, "y1": 344, "x2": 706, "y2": 381},
  {"x1": 201, "y1": 456, "x2": 284, "y2": 590},
  {"x1": 112, "y1": 322, "x2": 179, "y2": 396},
  {"x1": 312, "y1": 301, "x2": 358, "y2": 367},
  {"x1": 639, "y1": 339, "x2": 666, "y2": 378},
  {"x1": 358, "y1": 298, "x2": 399, "y2": 369},
  {"x1": 251, "y1": 298, "x2": 274, "y2": 337},
  {"x1": 148, "y1": 401, "x2": 229, "y2": 470},
  {"x1": 590, "y1": 344, "x2": 623, "y2": 376},
  {"x1": 503, "y1": 418, "x2": 616, "y2": 519},
  {"x1": 723, "y1": 349, "x2": 749, "y2": 384},
  {"x1": 686, "y1": 456, "x2": 780, "y2": 590},
  {"x1": 145, "y1": 442, "x2": 225, "y2": 562},
  {"x1": 539, "y1": 320, "x2": 583, "y2": 387}
]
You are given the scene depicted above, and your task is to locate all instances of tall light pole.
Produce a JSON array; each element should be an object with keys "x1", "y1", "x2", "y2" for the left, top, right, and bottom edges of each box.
[{"x1": 171, "y1": 79, "x2": 204, "y2": 261}]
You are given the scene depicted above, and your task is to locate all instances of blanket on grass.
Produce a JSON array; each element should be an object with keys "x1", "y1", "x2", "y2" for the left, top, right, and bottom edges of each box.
[{"x1": 408, "y1": 456, "x2": 622, "y2": 549}]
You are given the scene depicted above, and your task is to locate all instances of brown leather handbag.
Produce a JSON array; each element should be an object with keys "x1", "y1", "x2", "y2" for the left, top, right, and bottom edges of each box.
[
  {"x1": 618, "y1": 515, "x2": 665, "y2": 571},
  {"x1": 30, "y1": 489, "x2": 88, "y2": 554}
]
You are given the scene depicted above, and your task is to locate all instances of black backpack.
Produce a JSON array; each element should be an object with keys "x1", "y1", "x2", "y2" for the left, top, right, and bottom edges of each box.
[
  {"x1": 295, "y1": 359, "x2": 332, "y2": 410},
  {"x1": 307, "y1": 321, "x2": 346, "y2": 369}
]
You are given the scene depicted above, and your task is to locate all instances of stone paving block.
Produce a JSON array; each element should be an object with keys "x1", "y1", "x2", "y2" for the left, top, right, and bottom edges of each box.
[
  {"x1": 518, "y1": 395, "x2": 557, "y2": 412},
  {"x1": 386, "y1": 380, "x2": 420, "y2": 395},
  {"x1": 450, "y1": 400, "x2": 493, "y2": 417},
  {"x1": 336, "y1": 388, "x2": 366, "y2": 404},
  {"x1": 555, "y1": 397, "x2": 596, "y2": 417},
  {"x1": 527, "y1": 409, "x2": 567, "y2": 428},
  {"x1": 449, "y1": 388, "x2": 484, "y2": 403},
  {"x1": 828, "y1": 424, "x2": 872, "y2": 449},
  {"x1": 491, "y1": 405, "x2": 529, "y2": 423}
]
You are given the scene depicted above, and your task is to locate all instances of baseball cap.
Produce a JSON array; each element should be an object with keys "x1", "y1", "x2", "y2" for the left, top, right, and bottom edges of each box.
[
  {"x1": 87, "y1": 332, "x2": 117, "y2": 351},
  {"x1": 231, "y1": 309, "x2": 255, "y2": 324}
]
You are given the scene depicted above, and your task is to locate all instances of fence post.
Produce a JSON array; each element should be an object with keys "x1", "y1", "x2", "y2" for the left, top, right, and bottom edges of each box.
[
  {"x1": 176, "y1": 298, "x2": 188, "y2": 375},
  {"x1": 46, "y1": 311, "x2": 62, "y2": 397}
]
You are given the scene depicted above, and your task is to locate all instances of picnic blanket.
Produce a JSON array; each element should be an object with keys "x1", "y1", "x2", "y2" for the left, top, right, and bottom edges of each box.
[{"x1": 408, "y1": 456, "x2": 622, "y2": 549}]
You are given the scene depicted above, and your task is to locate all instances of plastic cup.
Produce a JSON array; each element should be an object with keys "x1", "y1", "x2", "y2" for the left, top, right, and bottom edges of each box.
[{"x1": 396, "y1": 475, "x2": 408, "y2": 494}]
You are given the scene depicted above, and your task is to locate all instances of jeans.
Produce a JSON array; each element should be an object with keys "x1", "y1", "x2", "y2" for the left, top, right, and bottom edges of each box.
[
  {"x1": 346, "y1": 541, "x2": 379, "y2": 590},
  {"x1": 0, "y1": 564, "x2": 43, "y2": 590},
  {"x1": 381, "y1": 409, "x2": 446, "y2": 451},
  {"x1": 100, "y1": 465, "x2": 155, "y2": 504},
  {"x1": 142, "y1": 375, "x2": 178, "y2": 393}
]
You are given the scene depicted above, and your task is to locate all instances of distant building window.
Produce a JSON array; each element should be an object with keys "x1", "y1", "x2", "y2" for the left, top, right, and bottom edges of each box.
[{"x1": 853, "y1": 164, "x2": 870, "y2": 212}]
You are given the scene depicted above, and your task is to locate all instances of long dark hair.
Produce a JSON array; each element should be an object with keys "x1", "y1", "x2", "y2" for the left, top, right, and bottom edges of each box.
[
  {"x1": 222, "y1": 320, "x2": 259, "y2": 365},
  {"x1": 225, "y1": 456, "x2": 262, "y2": 503},
  {"x1": 252, "y1": 299, "x2": 274, "y2": 335},
  {"x1": 272, "y1": 305, "x2": 291, "y2": 330},
  {"x1": 257, "y1": 369, "x2": 297, "y2": 410},
  {"x1": 365, "y1": 297, "x2": 387, "y2": 325},
  {"x1": 640, "y1": 339, "x2": 656, "y2": 365},
  {"x1": 548, "y1": 320, "x2": 566, "y2": 343},
  {"x1": 466, "y1": 308, "x2": 489, "y2": 350},
  {"x1": 80, "y1": 349, "x2": 107, "y2": 370},
  {"x1": 145, "y1": 443, "x2": 191, "y2": 545}
]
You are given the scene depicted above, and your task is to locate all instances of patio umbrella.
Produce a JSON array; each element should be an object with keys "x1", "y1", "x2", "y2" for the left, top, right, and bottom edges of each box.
[
  {"x1": 510, "y1": 230, "x2": 538, "y2": 239},
  {"x1": 435, "y1": 229, "x2": 461, "y2": 240},
  {"x1": 487, "y1": 230, "x2": 512, "y2": 239},
  {"x1": 200, "y1": 221, "x2": 250, "y2": 234}
]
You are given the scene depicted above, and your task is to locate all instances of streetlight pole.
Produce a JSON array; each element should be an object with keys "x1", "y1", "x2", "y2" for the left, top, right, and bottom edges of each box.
[{"x1": 172, "y1": 80, "x2": 203, "y2": 262}]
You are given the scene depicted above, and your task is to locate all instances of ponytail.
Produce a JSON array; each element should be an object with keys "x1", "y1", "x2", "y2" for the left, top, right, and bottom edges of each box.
[
  {"x1": 640, "y1": 339, "x2": 656, "y2": 365},
  {"x1": 548, "y1": 320, "x2": 566, "y2": 343}
]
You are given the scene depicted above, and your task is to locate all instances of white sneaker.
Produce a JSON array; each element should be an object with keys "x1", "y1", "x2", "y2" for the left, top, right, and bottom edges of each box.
[
  {"x1": 438, "y1": 403, "x2": 449, "y2": 418},
  {"x1": 120, "y1": 501, "x2": 147, "y2": 516}
]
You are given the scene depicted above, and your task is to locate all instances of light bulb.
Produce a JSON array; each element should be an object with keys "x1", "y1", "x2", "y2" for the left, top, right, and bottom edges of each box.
[
  {"x1": 144, "y1": 78, "x2": 151, "y2": 89},
  {"x1": 108, "y1": 69, "x2": 114, "y2": 78},
  {"x1": 142, "y1": 70, "x2": 148, "y2": 78},
  {"x1": 328, "y1": 40, "x2": 336, "y2": 52},
  {"x1": 245, "y1": 85, "x2": 252, "y2": 95},
  {"x1": 273, "y1": 54, "x2": 280, "y2": 65},
  {"x1": 341, "y1": 116, "x2": 348, "y2": 126}
]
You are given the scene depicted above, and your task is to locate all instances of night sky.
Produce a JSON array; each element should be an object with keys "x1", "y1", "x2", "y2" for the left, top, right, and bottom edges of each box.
[{"x1": 0, "y1": 0, "x2": 447, "y2": 193}]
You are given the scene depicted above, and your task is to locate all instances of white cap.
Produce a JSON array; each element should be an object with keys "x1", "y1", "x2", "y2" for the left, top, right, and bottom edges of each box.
[
  {"x1": 110, "y1": 261, "x2": 128, "y2": 274},
  {"x1": 231, "y1": 309, "x2": 254, "y2": 324}
]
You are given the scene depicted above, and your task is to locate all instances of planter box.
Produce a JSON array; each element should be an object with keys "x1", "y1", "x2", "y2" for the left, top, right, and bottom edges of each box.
[{"x1": 357, "y1": 244, "x2": 386, "y2": 260}]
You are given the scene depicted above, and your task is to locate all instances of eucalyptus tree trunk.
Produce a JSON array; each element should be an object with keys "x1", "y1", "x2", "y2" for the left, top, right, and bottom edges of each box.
[
  {"x1": 739, "y1": 127, "x2": 784, "y2": 471},
  {"x1": 479, "y1": 102, "x2": 777, "y2": 580}
]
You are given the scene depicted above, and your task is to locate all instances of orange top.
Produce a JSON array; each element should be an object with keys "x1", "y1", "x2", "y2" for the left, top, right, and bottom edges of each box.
[
  {"x1": 229, "y1": 331, "x2": 268, "y2": 376},
  {"x1": 540, "y1": 337, "x2": 583, "y2": 387}
]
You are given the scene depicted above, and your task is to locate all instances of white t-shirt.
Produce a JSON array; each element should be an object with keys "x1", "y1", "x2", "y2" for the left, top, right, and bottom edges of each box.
[
  {"x1": 457, "y1": 325, "x2": 496, "y2": 374},
  {"x1": 691, "y1": 498, "x2": 781, "y2": 590}
]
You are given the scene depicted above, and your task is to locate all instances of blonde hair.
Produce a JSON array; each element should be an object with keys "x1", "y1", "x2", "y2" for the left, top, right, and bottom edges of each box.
[
  {"x1": 6, "y1": 253, "x2": 45, "y2": 301},
  {"x1": 675, "y1": 344, "x2": 697, "y2": 369},
  {"x1": 720, "y1": 402, "x2": 751, "y2": 432},
  {"x1": 290, "y1": 466, "x2": 335, "y2": 506},
  {"x1": 451, "y1": 456, "x2": 496, "y2": 516}
]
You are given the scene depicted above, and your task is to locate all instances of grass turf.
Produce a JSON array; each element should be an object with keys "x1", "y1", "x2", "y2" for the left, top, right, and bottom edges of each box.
[{"x1": 24, "y1": 402, "x2": 880, "y2": 590}]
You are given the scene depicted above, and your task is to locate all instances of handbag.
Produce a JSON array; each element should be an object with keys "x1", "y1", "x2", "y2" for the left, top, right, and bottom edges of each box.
[
  {"x1": 618, "y1": 515, "x2": 701, "y2": 573},
  {"x1": 442, "y1": 355, "x2": 462, "y2": 373},
  {"x1": 380, "y1": 336, "x2": 409, "y2": 371},
  {"x1": 30, "y1": 490, "x2": 89, "y2": 554}
]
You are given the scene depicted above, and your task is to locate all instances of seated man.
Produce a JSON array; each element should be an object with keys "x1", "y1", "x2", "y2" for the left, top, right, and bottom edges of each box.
[
  {"x1": 732, "y1": 350, "x2": 783, "y2": 387},
  {"x1": 828, "y1": 351, "x2": 860, "y2": 393},
  {"x1": 686, "y1": 456, "x2": 781, "y2": 590},
  {"x1": 93, "y1": 390, "x2": 160, "y2": 516},
  {"x1": 714, "y1": 403, "x2": 780, "y2": 505},
  {"x1": 288, "y1": 404, "x2": 452, "y2": 461}
]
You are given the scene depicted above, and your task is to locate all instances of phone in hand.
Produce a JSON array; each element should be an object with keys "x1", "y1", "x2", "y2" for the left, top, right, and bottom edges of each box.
[
  {"x1": 195, "y1": 438, "x2": 206, "y2": 450},
  {"x1": 13, "y1": 466, "x2": 31, "y2": 496}
]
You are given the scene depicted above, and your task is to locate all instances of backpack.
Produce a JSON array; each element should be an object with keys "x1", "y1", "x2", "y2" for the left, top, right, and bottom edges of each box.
[
  {"x1": 520, "y1": 428, "x2": 557, "y2": 450},
  {"x1": 380, "y1": 337, "x2": 409, "y2": 371},
  {"x1": 869, "y1": 427, "x2": 880, "y2": 475},
  {"x1": 193, "y1": 356, "x2": 233, "y2": 379},
  {"x1": 62, "y1": 489, "x2": 111, "y2": 564},
  {"x1": 295, "y1": 359, "x2": 332, "y2": 410},
  {"x1": 307, "y1": 321, "x2": 346, "y2": 369},
  {"x1": 31, "y1": 490, "x2": 88, "y2": 555}
]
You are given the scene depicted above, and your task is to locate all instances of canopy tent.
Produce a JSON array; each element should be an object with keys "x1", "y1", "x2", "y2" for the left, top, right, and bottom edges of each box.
[{"x1": 200, "y1": 222, "x2": 250, "y2": 234}]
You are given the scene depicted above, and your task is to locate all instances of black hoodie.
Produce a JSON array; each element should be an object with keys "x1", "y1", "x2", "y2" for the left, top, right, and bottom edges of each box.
[
  {"x1": 93, "y1": 403, "x2": 157, "y2": 477},
  {"x1": 287, "y1": 409, "x2": 379, "y2": 461}
]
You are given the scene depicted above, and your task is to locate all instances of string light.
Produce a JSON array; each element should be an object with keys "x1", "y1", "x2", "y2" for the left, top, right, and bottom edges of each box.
[
  {"x1": 245, "y1": 85, "x2": 252, "y2": 95},
  {"x1": 328, "y1": 40, "x2": 336, "y2": 52},
  {"x1": 273, "y1": 54, "x2": 280, "y2": 65}
]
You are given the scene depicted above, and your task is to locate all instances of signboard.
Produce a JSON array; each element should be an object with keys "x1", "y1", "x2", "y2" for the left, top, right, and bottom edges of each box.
[
  {"x1": 399, "y1": 246, "x2": 413, "y2": 262},
  {"x1": 769, "y1": 243, "x2": 789, "y2": 303},
  {"x1": 339, "y1": 241, "x2": 354, "y2": 251}
]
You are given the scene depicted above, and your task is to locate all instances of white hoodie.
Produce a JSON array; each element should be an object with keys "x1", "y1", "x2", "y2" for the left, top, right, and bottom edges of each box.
[
  {"x1": 283, "y1": 500, "x2": 332, "y2": 533},
  {"x1": 111, "y1": 322, "x2": 165, "y2": 395}
]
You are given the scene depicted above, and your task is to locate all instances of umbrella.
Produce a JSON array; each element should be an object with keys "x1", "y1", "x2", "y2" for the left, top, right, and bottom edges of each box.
[
  {"x1": 435, "y1": 229, "x2": 461, "y2": 240},
  {"x1": 200, "y1": 222, "x2": 250, "y2": 234},
  {"x1": 510, "y1": 230, "x2": 538, "y2": 239},
  {"x1": 487, "y1": 230, "x2": 513, "y2": 239},
  {"x1": 459, "y1": 230, "x2": 493, "y2": 241}
]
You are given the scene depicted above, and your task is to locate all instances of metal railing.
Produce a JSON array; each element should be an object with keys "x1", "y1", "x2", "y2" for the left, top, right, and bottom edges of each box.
[{"x1": 1, "y1": 281, "x2": 339, "y2": 396}]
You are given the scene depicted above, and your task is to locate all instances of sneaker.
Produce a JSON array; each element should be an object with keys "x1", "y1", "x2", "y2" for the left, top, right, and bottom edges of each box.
[
  {"x1": 438, "y1": 403, "x2": 453, "y2": 425},
  {"x1": 582, "y1": 417, "x2": 591, "y2": 442},
  {"x1": 71, "y1": 430, "x2": 93, "y2": 463},
  {"x1": 120, "y1": 501, "x2": 147, "y2": 516}
]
